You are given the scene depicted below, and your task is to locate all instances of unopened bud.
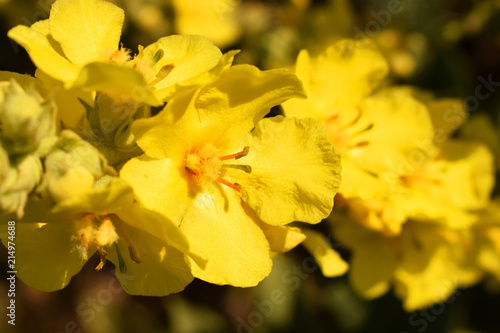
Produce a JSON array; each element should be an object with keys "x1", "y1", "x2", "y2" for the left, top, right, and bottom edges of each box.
[
  {"x1": 0, "y1": 150, "x2": 43, "y2": 217},
  {"x1": 41, "y1": 130, "x2": 108, "y2": 202},
  {"x1": 81, "y1": 93, "x2": 148, "y2": 165},
  {"x1": 0, "y1": 79, "x2": 56, "y2": 155}
]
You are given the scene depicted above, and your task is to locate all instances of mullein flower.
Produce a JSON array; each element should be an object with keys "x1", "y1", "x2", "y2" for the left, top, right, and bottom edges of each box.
[
  {"x1": 332, "y1": 211, "x2": 481, "y2": 311},
  {"x1": 340, "y1": 87, "x2": 494, "y2": 235},
  {"x1": 120, "y1": 65, "x2": 342, "y2": 286},
  {"x1": 282, "y1": 40, "x2": 435, "y2": 201},
  {"x1": 8, "y1": 0, "x2": 225, "y2": 106},
  {"x1": 343, "y1": 139, "x2": 494, "y2": 235},
  {"x1": 0, "y1": 177, "x2": 202, "y2": 295}
]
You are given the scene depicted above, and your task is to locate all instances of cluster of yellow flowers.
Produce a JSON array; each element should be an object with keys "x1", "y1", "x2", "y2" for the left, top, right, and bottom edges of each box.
[{"x1": 0, "y1": 0, "x2": 497, "y2": 313}]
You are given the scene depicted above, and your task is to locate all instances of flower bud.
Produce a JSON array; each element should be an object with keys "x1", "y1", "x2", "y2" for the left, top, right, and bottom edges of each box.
[
  {"x1": 0, "y1": 79, "x2": 56, "y2": 155},
  {"x1": 80, "y1": 93, "x2": 149, "y2": 166},
  {"x1": 0, "y1": 148, "x2": 43, "y2": 217},
  {"x1": 41, "y1": 130, "x2": 109, "y2": 202}
]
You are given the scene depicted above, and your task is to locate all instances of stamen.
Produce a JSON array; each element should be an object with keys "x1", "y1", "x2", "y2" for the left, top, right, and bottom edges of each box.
[
  {"x1": 326, "y1": 114, "x2": 339, "y2": 123},
  {"x1": 347, "y1": 141, "x2": 369, "y2": 149},
  {"x1": 114, "y1": 243, "x2": 127, "y2": 274},
  {"x1": 148, "y1": 64, "x2": 175, "y2": 86},
  {"x1": 137, "y1": 45, "x2": 144, "y2": 58},
  {"x1": 152, "y1": 49, "x2": 164, "y2": 65},
  {"x1": 346, "y1": 108, "x2": 362, "y2": 128},
  {"x1": 222, "y1": 164, "x2": 252, "y2": 173},
  {"x1": 219, "y1": 146, "x2": 250, "y2": 161},
  {"x1": 185, "y1": 167, "x2": 197, "y2": 175},
  {"x1": 234, "y1": 183, "x2": 246, "y2": 198},
  {"x1": 128, "y1": 246, "x2": 142, "y2": 264},
  {"x1": 216, "y1": 177, "x2": 241, "y2": 193},
  {"x1": 354, "y1": 123, "x2": 374, "y2": 135},
  {"x1": 95, "y1": 250, "x2": 107, "y2": 271},
  {"x1": 110, "y1": 215, "x2": 142, "y2": 264}
]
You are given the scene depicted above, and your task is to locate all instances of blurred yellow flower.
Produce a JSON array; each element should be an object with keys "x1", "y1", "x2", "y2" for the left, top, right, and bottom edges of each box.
[
  {"x1": 8, "y1": 0, "x2": 224, "y2": 105},
  {"x1": 172, "y1": 0, "x2": 242, "y2": 48},
  {"x1": 0, "y1": 177, "x2": 201, "y2": 295},
  {"x1": 333, "y1": 212, "x2": 481, "y2": 311},
  {"x1": 344, "y1": 139, "x2": 494, "y2": 235},
  {"x1": 283, "y1": 40, "x2": 435, "y2": 201}
]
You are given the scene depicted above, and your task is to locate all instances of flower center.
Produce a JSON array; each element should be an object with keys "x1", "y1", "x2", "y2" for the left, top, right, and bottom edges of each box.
[
  {"x1": 73, "y1": 213, "x2": 141, "y2": 273},
  {"x1": 184, "y1": 143, "x2": 252, "y2": 195},
  {"x1": 325, "y1": 109, "x2": 372, "y2": 151}
]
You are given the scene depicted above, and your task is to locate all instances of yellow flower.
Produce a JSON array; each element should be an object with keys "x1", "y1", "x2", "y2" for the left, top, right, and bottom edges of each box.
[
  {"x1": 172, "y1": 0, "x2": 242, "y2": 48},
  {"x1": 332, "y1": 212, "x2": 481, "y2": 311},
  {"x1": 282, "y1": 40, "x2": 435, "y2": 201},
  {"x1": 8, "y1": 0, "x2": 224, "y2": 105},
  {"x1": 0, "y1": 177, "x2": 202, "y2": 295},
  {"x1": 301, "y1": 228, "x2": 349, "y2": 277},
  {"x1": 344, "y1": 139, "x2": 494, "y2": 235},
  {"x1": 470, "y1": 199, "x2": 500, "y2": 282},
  {"x1": 120, "y1": 65, "x2": 342, "y2": 286}
]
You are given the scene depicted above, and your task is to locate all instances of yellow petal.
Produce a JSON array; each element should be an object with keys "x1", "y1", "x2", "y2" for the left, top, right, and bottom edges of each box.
[
  {"x1": 429, "y1": 140, "x2": 494, "y2": 211},
  {"x1": 396, "y1": 140, "x2": 494, "y2": 229},
  {"x1": 333, "y1": 214, "x2": 396, "y2": 299},
  {"x1": 193, "y1": 65, "x2": 306, "y2": 151},
  {"x1": 119, "y1": 155, "x2": 193, "y2": 224},
  {"x1": 133, "y1": 65, "x2": 306, "y2": 157},
  {"x1": 49, "y1": 0, "x2": 124, "y2": 66},
  {"x1": 53, "y1": 177, "x2": 135, "y2": 215},
  {"x1": 427, "y1": 98, "x2": 467, "y2": 142},
  {"x1": 71, "y1": 62, "x2": 161, "y2": 105},
  {"x1": 339, "y1": 157, "x2": 391, "y2": 200},
  {"x1": 35, "y1": 68, "x2": 91, "y2": 129},
  {"x1": 228, "y1": 116, "x2": 341, "y2": 226},
  {"x1": 132, "y1": 88, "x2": 197, "y2": 160},
  {"x1": 116, "y1": 202, "x2": 205, "y2": 267},
  {"x1": 253, "y1": 212, "x2": 306, "y2": 253},
  {"x1": 154, "y1": 49, "x2": 239, "y2": 101},
  {"x1": 180, "y1": 185, "x2": 272, "y2": 287},
  {"x1": 107, "y1": 223, "x2": 194, "y2": 296},
  {"x1": 1, "y1": 223, "x2": 88, "y2": 291},
  {"x1": 394, "y1": 223, "x2": 481, "y2": 311},
  {"x1": 283, "y1": 39, "x2": 388, "y2": 121},
  {"x1": 390, "y1": 87, "x2": 467, "y2": 142},
  {"x1": 143, "y1": 35, "x2": 222, "y2": 91},
  {"x1": 301, "y1": 229, "x2": 349, "y2": 277},
  {"x1": 346, "y1": 87, "x2": 435, "y2": 177},
  {"x1": 8, "y1": 22, "x2": 78, "y2": 82}
]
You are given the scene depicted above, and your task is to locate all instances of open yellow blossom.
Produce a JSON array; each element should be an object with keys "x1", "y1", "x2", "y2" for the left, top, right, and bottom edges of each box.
[
  {"x1": 343, "y1": 139, "x2": 494, "y2": 235},
  {"x1": 8, "y1": 0, "x2": 224, "y2": 105},
  {"x1": 332, "y1": 211, "x2": 481, "y2": 311},
  {"x1": 120, "y1": 65, "x2": 342, "y2": 286},
  {"x1": 282, "y1": 40, "x2": 435, "y2": 201},
  {"x1": 0, "y1": 177, "x2": 202, "y2": 295}
]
